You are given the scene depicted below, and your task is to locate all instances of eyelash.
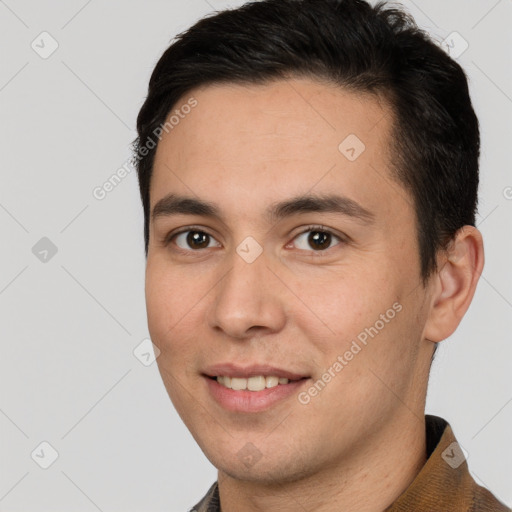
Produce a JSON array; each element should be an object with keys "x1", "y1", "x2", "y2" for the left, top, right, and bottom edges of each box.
[{"x1": 164, "y1": 224, "x2": 346, "y2": 256}]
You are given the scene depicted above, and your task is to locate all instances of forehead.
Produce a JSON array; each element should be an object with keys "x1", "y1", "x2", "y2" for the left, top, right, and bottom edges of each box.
[{"x1": 150, "y1": 78, "x2": 410, "y2": 228}]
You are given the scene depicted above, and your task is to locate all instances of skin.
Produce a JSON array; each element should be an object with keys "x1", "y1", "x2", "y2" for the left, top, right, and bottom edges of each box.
[{"x1": 145, "y1": 78, "x2": 484, "y2": 511}]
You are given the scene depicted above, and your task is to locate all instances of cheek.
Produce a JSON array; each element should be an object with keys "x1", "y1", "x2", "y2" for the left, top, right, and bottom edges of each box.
[
  {"x1": 145, "y1": 263, "x2": 208, "y2": 419},
  {"x1": 145, "y1": 259, "x2": 200, "y2": 357},
  {"x1": 290, "y1": 266, "x2": 399, "y2": 353}
]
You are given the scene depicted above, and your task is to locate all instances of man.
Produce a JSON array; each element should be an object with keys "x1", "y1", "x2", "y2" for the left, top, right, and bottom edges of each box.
[{"x1": 132, "y1": 0, "x2": 510, "y2": 510}]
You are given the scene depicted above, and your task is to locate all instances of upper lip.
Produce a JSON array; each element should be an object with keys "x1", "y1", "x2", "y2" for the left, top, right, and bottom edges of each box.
[{"x1": 203, "y1": 363, "x2": 308, "y2": 381}]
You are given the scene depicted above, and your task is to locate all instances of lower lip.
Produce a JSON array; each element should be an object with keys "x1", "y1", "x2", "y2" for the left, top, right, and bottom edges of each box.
[{"x1": 205, "y1": 377, "x2": 309, "y2": 413}]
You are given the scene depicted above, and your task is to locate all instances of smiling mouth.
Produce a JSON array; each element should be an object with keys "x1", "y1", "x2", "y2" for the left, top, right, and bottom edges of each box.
[{"x1": 209, "y1": 375, "x2": 307, "y2": 391}]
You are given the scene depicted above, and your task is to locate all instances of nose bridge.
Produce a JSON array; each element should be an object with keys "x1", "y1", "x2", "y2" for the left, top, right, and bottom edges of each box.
[{"x1": 208, "y1": 242, "x2": 285, "y2": 338}]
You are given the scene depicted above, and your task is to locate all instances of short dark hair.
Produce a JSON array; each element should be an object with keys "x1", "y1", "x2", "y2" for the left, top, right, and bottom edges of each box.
[{"x1": 133, "y1": 0, "x2": 480, "y2": 285}]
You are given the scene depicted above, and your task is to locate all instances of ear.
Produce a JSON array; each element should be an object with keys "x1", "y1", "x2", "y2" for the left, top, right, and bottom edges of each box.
[{"x1": 423, "y1": 226, "x2": 485, "y2": 343}]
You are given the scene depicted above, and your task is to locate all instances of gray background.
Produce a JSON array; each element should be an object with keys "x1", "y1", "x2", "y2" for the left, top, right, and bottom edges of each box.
[{"x1": 0, "y1": 0, "x2": 511, "y2": 510}]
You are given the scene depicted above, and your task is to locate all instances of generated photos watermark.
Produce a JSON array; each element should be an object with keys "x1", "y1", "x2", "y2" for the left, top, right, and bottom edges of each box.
[
  {"x1": 298, "y1": 301, "x2": 403, "y2": 405},
  {"x1": 92, "y1": 97, "x2": 198, "y2": 201}
]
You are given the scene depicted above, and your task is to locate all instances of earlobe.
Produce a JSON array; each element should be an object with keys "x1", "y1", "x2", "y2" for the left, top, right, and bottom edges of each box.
[{"x1": 423, "y1": 226, "x2": 485, "y2": 343}]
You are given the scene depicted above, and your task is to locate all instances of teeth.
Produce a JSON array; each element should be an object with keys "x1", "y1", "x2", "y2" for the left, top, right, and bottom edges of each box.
[
  {"x1": 266, "y1": 376, "x2": 279, "y2": 388},
  {"x1": 248, "y1": 376, "x2": 266, "y2": 391},
  {"x1": 231, "y1": 377, "x2": 247, "y2": 390},
  {"x1": 216, "y1": 375, "x2": 291, "y2": 390},
  {"x1": 217, "y1": 375, "x2": 231, "y2": 387}
]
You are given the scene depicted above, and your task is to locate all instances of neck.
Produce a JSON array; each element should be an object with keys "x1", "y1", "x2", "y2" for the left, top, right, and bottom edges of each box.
[{"x1": 218, "y1": 412, "x2": 427, "y2": 512}]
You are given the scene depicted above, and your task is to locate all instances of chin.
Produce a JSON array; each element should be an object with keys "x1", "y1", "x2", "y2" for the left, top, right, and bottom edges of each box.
[
  {"x1": 199, "y1": 434, "x2": 319, "y2": 485},
  {"x1": 216, "y1": 459, "x2": 303, "y2": 484}
]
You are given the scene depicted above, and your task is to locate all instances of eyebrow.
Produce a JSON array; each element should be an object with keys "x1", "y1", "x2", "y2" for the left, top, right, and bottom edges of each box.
[{"x1": 151, "y1": 192, "x2": 376, "y2": 225}]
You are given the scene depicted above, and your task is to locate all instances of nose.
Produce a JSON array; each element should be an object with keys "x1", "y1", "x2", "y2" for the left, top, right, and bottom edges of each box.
[{"x1": 207, "y1": 247, "x2": 287, "y2": 340}]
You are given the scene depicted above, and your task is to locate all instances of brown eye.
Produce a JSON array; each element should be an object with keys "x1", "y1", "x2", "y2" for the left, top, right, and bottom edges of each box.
[
  {"x1": 174, "y1": 230, "x2": 220, "y2": 250},
  {"x1": 294, "y1": 228, "x2": 342, "y2": 252},
  {"x1": 308, "y1": 231, "x2": 331, "y2": 250}
]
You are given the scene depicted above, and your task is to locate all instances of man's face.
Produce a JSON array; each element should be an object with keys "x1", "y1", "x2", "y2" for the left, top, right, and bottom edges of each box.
[{"x1": 146, "y1": 78, "x2": 435, "y2": 483}]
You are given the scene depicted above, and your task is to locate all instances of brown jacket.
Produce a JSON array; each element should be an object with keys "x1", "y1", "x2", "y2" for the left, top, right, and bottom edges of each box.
[{"x1": 191, "y1": 415, "x2": 510, "y2": 511}]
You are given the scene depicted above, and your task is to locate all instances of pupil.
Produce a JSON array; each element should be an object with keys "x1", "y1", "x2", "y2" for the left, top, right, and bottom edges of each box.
[
  {"x1": 309, "y1": 231, "x2": 330, "y2": 250},
  {"x1": 187, "y1": 231, "x2": 209, "y2": 249}
]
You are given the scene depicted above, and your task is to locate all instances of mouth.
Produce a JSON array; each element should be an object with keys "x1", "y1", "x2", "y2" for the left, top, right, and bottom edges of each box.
[
  {"x1": 202, "y1": 364, "x2": 310, "y2": 412},
  {"x1": 208, "y1": 374, "x2": 306, "y2": 391}
]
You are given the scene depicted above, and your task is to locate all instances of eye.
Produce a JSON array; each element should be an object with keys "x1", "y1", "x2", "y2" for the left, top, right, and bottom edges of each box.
[
  {"x1": 166, "y1": 225, "x2": 344, "y2": 254},
  {"x1": 292, "y1": 226, "x2": 343, "y2": 252},
  {"x1": 172, "y1": 229, "x2": 221, "y2": 251}
]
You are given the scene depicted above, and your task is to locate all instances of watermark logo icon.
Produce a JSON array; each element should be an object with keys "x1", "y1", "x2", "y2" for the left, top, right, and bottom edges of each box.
[
  {"x1": 442, "y1": 32, "x2": 469, "y2": 59},
  {"x1": 237, "y1": 442, "x2": 263, "y2": 468},
  {"x1": 236, "y1": 236, "x2": 263, "y2": 264},
  {"x1": 31, "y1": 32, "x2": 59, "y2": 59},
  {"x1": 441, "y1": 441, "x2": 468, "y2": 469},
  {"x1": 32, "y1": 237, "x2": 58, "y2": 263},
  {"x1": 339, "y1": 134, "x2": 366, "y2": 162},
  {"x1": 31, "y1": 441, "x2": 59, "y2": 469},
  {"x1": 133, "y1": 338, "x2": 161, "y2": 366}
]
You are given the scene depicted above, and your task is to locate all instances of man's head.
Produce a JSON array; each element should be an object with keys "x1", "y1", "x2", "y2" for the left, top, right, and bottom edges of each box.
[
  {"x1": 134, "y1": 0, "x2": 480, "y2": 285},
  {"x1": 133, "y1": 0, "x2": 484, "y2": 488}
]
